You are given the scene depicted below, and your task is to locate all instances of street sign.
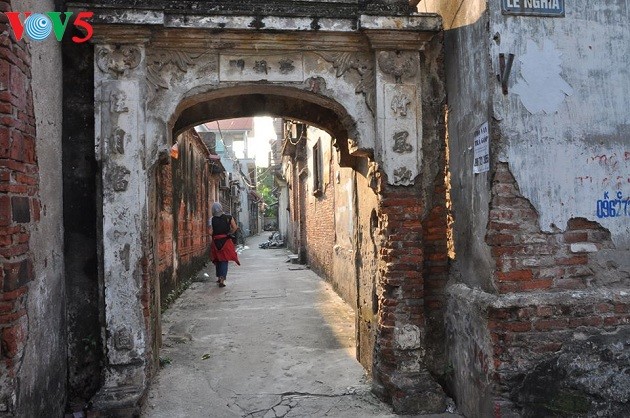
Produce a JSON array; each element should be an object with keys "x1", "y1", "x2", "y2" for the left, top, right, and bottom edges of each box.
[{"x1": 502, "y1": 0, "x2": 565, "y2": 17}]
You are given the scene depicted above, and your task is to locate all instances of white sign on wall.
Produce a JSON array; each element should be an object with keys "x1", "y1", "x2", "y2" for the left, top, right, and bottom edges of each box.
[{"x1": 473, "y1": 122, "x2": 490, "y2": 174}]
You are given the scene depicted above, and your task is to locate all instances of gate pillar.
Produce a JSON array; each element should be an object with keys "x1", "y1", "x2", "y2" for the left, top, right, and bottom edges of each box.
[
  {"x1": 364, "y1": 18, "x2": 447, "y2": 413},
  {"x1": 92, "y1": 42, "x2": 151, "y2": 413}
]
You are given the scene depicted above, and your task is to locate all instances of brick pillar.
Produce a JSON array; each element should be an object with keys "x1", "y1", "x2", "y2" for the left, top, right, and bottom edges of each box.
[
  {"x1": 0, "y1": 1, "x2": 40, "y2": 413},
  {"x1": 373, "y1": 179, "x2": 446, "y2": 413}
]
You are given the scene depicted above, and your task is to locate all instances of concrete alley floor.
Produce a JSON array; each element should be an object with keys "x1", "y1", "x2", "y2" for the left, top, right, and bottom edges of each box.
[{"x1": 141, "y1": 234, "x2": 459, "y2": 418}]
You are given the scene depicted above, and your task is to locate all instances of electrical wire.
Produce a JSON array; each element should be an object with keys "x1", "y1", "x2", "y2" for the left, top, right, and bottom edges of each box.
[{"x1": 285, "y1": 120, "x2": 305, "y2": 145}]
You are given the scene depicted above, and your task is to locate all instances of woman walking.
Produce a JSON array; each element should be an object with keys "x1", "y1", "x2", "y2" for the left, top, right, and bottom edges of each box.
[{"x1": 209, "y1": 202, "x2": 240, "y2": 287}]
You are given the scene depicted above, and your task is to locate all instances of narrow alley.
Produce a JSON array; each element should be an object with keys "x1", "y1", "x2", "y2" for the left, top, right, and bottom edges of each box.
[{"x1": 141, "y1": 235, "x2": 456, "y2": 418}]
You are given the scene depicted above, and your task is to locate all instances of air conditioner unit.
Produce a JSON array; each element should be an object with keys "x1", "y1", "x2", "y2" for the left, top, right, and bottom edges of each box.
[{"x1": 221, "y1": 175, "x2": 229, "y2": 188}]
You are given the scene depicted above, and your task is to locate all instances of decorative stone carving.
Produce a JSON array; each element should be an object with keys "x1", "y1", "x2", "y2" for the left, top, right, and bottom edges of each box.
[
  {"x1": 114, "y1": 328, "x2": 134, "y2": 351},
  {"x1": 279, "y1": 58, "x2": 296, "y2": 74},
  {"x1": 253, "y1": 60, "x2": 269, "y2": 74},
  {"x1": 391, "y1": 93, "x2": 411, "y2": 117},
  {"x1": 111, "y1": 165, "x2": 131, "y2": 192},
  {"x1": 97, "y1": 46, "x2": 142, "y2": 76},
  {"x1": 392, "y1": 131, "x2": 412, "y2": 154},
  {"x1": 393, "y1": 166, "x2": 412, "y2": 185},
  {"x1": 317, "y1": 52, "x2": 376, "y2": 115},
  {"x1": 378, "y1": 51, "x2": 418, "y2": 83},
  {"x1": 110, "y1": 127, "x2": 127, "y2": 155},
  {"x1": 146, "y1": 50, "x2": 205, "y2": 92},
  {"x1": 305, "y1": 76, "x2": 327, "y2": 94},
  {"x1": 110, "y1": 90, "x2": 129, "y2": 113}
]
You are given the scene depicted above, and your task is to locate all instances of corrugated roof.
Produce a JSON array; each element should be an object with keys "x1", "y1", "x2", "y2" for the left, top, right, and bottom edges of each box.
[{"x1": 205, "y1": 117, "x2": 254, "y2": 131}]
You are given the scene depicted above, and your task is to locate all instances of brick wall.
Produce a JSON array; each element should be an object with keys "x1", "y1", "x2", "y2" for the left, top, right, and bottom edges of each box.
[
  {"x1": 0, "y1": 2, "x2": 40, "y2": 412},
  {"x1": 157, "y1": 161, "x2": 174, "y2": 280},
  {"x1": 485, "y1": 162, "x2": 630, "y2": 416},
  {"x1": 157, "y1": 129, "x2": 211, "y2": 303},
  {"x1": 305, "y1": 189, "x2": 335, "y2": 280},
  {"x1": 304, "y1": 143, "x2": 335, "y2": 285},
  {"x1": 487, "y1": 163, "x2": 617, "y2": 293}
]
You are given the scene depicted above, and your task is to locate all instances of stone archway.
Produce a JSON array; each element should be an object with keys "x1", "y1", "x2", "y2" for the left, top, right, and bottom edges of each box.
[{"x1": 84, "y1": 5, "x2": 447, "y2": 414}]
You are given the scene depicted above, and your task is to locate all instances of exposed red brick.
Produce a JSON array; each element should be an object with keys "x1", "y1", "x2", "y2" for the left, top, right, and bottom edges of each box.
[
  {"x1": 556, "y1": 255, "x2": 589, "y2": 266},
  {"x1": 554, "y1": 278, "x2": 587, "y2": 290},
  {"x1": 563, "y1": 231, "x2": 588, "y2": 243},
  {"x1": 0, "y1": 194, "x2": 10, "y2": 226},
  {"x1": 567, "y1": 218, "x2": 602, "y2": 230},
  {"x1": 1, "y1": 320, "x2": 26, "y2": 358},
  {"x1": 534, "y1": 318, "x2": 569, "y2": 331},
  {"x1": 568, "y1": 316, "x2": 603, "y2": 328},
  {"x1": 497, "y1": 270, "x2": 533, "y2": 282},
  {"x1": 595, "y1": 303, "x2": 613, "y2": 313}
]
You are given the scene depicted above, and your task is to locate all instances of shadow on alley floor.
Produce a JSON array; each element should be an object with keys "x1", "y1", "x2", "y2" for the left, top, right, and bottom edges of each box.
[{"x1": 141, "y1": 234, "x2": 461, "y2": 418}]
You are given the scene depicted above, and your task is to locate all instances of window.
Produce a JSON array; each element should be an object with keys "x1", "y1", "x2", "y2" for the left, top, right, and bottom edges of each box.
[{"x1": 313, "y1": 139, "x2": 323, "y2": 196}]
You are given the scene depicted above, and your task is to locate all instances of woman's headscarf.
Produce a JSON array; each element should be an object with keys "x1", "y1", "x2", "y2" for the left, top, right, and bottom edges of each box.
[{"x1": 211, "y1": 202, "x2": 224, "y2": 217}]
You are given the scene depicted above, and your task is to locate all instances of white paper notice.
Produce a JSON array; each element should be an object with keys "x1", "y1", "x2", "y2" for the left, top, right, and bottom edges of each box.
[{"x1": 473, "y1": 122, "x2": 490, "y2": 174}]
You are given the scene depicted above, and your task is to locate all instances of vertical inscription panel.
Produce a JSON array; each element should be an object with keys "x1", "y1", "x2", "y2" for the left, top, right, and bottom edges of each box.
[
  {"x1": 383, "y1": 84, "x2": 419, "y2": 186},
  {"x1": 99, "y1": 79, "x2": 147, "y2": 366},
  {"x1": 100, "y1": 81, "x2": 138, "y2": 164}
]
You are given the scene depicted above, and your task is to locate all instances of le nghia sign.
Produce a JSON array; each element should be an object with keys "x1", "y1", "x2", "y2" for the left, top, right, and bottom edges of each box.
[{"x1": 502, "y1": 0, "x2": 565, "y2": 17}]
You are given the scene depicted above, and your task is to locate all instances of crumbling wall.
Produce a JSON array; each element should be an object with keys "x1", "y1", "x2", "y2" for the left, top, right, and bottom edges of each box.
[
  {"x1": 423, "y1": 0, "x2": 630, "y2": 416},
  {"x1": 0, "y1": 0, "x2": 66, "y2": 415},
  {"x1": 354, "y1": 159, "x2": 379, "y2": 373}
]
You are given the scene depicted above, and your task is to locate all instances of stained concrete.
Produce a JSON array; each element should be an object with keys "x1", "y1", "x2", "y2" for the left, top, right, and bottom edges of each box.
[{"x1": 142, "y1": 235, "x2": 460, "y2": 418}]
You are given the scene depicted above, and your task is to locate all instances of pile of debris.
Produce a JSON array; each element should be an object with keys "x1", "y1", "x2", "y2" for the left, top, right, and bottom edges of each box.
[{"x1": 259, "y1": 231, "x2": 284, "y2": 249}]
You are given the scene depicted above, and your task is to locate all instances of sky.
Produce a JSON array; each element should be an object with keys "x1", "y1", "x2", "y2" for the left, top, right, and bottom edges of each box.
[
  {"x1": 211, "y1": 116, "x2": 275, "y2": 167},
  {"x1": 251, "y1": 117, "x2": 275, "y2": 167}
]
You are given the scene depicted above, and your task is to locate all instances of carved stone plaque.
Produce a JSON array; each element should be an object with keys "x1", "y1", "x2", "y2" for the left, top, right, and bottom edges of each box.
[
  {"x1": 220, "y1": 54, "x2": 304, "y2": 82},
  {"x1": 111, "y1": 165, "x2": 131, "y2": 192},
  {"x1": 383, "y1": 83, "x2": 419, "y2": 185},
  {"x1": 114, "y1": 328, "x2": 134, "y2": 350}
]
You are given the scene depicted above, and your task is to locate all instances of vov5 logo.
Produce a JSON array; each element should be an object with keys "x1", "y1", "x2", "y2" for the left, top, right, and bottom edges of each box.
[{"x1": 4, "y1": 11, "x2": 93, "y2": 43}]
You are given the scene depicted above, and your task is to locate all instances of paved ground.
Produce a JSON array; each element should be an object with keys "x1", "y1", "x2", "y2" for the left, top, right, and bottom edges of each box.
[{"x1": 141, "y1": 234, "x2": 459, "y2": 418}]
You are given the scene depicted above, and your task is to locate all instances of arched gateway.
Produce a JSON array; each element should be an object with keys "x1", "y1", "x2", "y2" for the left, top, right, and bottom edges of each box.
[{"x1": 76, "y1": 1, "x2": 448, "y2": 414}]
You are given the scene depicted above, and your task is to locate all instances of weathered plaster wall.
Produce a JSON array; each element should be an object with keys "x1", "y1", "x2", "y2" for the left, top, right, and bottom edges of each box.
[
  {"x1": 490, "y1": 0, "x2": 630, "y2": 250},
  {"x1": 15, "y1": 0, "x2": 67, "y2": 415},
  {"x1": 0, "y1": 0, "x2": 66, "y2": 415},
  {"x1": 332, "y1": 159, "x2": 358, "y2": 310},
  {"x1": 354, "y1": 160, "x2": 379, "y2": 373},
  {"x1": 489, "y1": 2, "x2": 630, "y2": 415},
  {"x1": 423, "y1": 0, "x2": 494, "y2": 292},
  {"x1": 425, "y1": 0, "x2": 630, "y2": 416}
]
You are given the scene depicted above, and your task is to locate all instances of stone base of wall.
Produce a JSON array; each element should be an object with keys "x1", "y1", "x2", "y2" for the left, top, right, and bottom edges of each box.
[
  {"x1": 445, "y1": 161, "x2": 630, "y2": 417},
  {"x1": 90, "y1": 385, "x2": 145, "y2": 418},
  {"x1": 447, "y1": 283, "x2": 630, "y2": 418}
]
